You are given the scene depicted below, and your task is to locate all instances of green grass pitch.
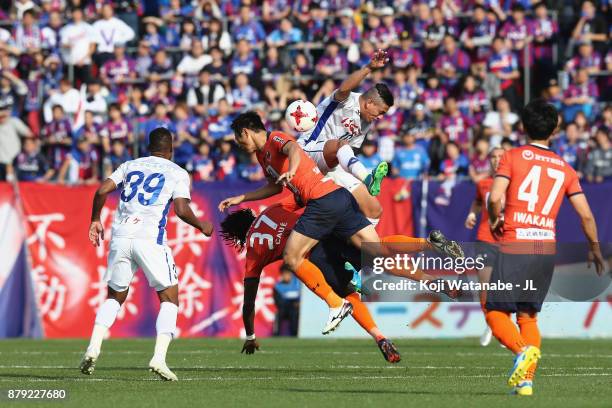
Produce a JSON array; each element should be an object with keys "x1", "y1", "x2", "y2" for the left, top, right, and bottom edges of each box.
[{"x1": 0, "y1": 338, "x2": 610, "y2": 407}]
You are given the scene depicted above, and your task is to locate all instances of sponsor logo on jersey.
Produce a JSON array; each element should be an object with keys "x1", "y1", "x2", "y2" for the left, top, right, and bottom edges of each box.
[
  {"x1": 522, "y1": 150, "x2": 534, "y2": 160},
  {"x1": 516, "y1": 228, "x2": 555, "y2": 240},
  {"x1": 522, "y1": 149, "x2": 565, "y2": 166}
]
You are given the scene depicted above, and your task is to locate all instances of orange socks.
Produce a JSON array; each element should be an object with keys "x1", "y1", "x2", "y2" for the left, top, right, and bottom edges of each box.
[
  {"x1": 346, "y1": 293, "x2": 376, "y2": 333},
  {"x1": 346, "y1": 293, "x2": 385, "y2": 341},
  {"x1": 518, "y1": 314, "x2": 541, "y2": 380},
  {"x1": 485, "y1": 310, "x2": 526, "y2": 354},
  {"x1": 379, "y1": 235, "x2": 435, "y2": 282},
  {"x1": 381, "y1": 235, "x2": 430, "y2": 253},
  {"x1": 293, "y1": 260, "x2": 343, "y2": 308}
]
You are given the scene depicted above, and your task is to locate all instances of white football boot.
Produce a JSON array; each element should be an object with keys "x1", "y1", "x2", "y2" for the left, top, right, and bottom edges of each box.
[
  {"x1": 149, "y1": 358, "x2": 178, "y2": 381},
  {"x1": 322, "y1": 299, "x2": 353, "y2": 335}
]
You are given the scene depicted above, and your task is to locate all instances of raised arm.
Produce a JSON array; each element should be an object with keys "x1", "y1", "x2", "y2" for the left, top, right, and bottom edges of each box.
[
  {"x1": 89, "y1": 178, "x2": 117, "y2": 246},
  {"x1": 568, "y1": 193, "x2": 605, "y2": 275},
  {"x1": 334, "y1": 49, "x2": 388, "y2": 102},
  {"x1": 174, "y1": 198, "x2": 213, "y2": 236}
]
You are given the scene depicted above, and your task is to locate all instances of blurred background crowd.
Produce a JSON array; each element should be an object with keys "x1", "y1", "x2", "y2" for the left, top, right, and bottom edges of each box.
[{"x1": 0, "y1": 0, "x2": 609, "y2": 187}]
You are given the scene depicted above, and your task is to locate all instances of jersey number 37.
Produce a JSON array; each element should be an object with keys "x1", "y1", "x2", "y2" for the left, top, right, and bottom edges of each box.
[{"x1": 120, "y1": 171, "x2": 166, "y2": 206}]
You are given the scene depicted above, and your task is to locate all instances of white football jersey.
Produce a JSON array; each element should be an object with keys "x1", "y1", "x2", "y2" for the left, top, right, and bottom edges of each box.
[
  {"x1": 108, "y1": 156, "x2": 191, "y2": 243},
  {"x1": 297, "y1": 91, "x2": 372, "y2": 149}
]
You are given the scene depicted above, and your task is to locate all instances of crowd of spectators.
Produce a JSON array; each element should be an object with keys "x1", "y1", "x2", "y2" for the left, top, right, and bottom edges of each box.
[{"x1": 0, "y1": 0, "x2": 609, "y2": 186}]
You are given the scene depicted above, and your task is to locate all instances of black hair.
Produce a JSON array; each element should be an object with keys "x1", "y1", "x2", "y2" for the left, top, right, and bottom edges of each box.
[
  {"x1": 521, "y1": 99, "x2": 559, "y2": 141},
  {"x1": 374, "y1": 83, "x2": 394, "y2": 107},
  {"x1": 148, "y1": 127, "x2": 173, "y2": 153},
  {"x1": 446, "y1": 141, "x2": 459, "y2": 150},
  {"x1": 220, "y1": 208, "x2": 257, "y2": 252},
  {"x1": 230, "y1": 111, "x2": 266, "y2": 138},
  {"x1": 23, "y1": 9, "x2": 36, "y2": 19}
]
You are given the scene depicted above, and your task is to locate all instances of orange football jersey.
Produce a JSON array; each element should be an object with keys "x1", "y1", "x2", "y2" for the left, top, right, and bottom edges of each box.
[
  {"x1": 256, "y1": 131, "x2": 339, "y2": 206},
  {"x1": 495, "y1": 144, "x2": 582, "y2": 250},
  {"x1": 475, "y1": 177, "x2": 496, "y2": 243},
  {"x1": 244, "y1": 205, "x2": 300, "y2": 279}
]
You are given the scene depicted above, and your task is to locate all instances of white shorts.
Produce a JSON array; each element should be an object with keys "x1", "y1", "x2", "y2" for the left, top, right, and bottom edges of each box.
[
  {"x1": 301, "y1": 139, "x2": 362, "y2": 192},
  {"x1": 105, "y1": 237, "x2": 178, "y2": 292}
]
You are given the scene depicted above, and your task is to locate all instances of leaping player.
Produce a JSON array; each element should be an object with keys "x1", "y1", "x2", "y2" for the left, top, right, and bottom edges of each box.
[
  {"x1": 219, "y1": 113, "x2": 464, "y2": 333},
  {"x1": 297, "y1": 49, "x2": 393, "y2": 226},
  {"x1": 220, "y1": 204, "x2": 401, "y2": 363},
  {"x1": 81, "y1": 128, "x2": 213, "y2": 381},
  {"x1": 220, "y1": 203, "x2": 462, "y2": 362}
]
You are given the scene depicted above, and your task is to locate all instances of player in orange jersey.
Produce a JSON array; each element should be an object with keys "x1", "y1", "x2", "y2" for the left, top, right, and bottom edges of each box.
[
  {"x1": 220, "y1": 204, "x2": 401, "y2": 363},
  {"x1": 465, "y1": 146, "x2": 505, "y2": 347},
  {"x1": 219, "y1": 112, "x2": 464, "y2": 334},
  {"x1": 487, "y1": 99, "x2": 605, "y2": 396}
]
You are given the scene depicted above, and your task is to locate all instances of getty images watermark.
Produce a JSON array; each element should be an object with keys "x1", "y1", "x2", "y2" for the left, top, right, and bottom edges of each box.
[{"x1": 357, "y1": 242, "x2": 612, "y2": 302}]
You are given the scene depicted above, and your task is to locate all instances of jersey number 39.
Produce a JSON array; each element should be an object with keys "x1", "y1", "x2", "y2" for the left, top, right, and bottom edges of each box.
[{"x1": 120, "y1": 171, "x2": 166, "y2": 206}]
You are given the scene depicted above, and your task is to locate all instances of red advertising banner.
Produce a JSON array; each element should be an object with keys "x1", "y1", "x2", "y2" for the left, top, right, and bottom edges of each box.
[{"x1": 13, "y1": 179, "x2": 412, "y2": 338}]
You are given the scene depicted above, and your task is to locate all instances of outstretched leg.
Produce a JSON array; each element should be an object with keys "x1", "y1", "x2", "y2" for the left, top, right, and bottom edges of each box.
[
  {"x1": 283, "y1": 230, "x2": 352, "y2": 334},
  {"x1": 323, "y1": 140, "x2": 388, "y2": 197}
]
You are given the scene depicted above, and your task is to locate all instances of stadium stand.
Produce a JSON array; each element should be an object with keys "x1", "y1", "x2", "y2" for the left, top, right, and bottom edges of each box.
[{"x1": 0, "y1": 0, "x2": 609, "y2": 185}]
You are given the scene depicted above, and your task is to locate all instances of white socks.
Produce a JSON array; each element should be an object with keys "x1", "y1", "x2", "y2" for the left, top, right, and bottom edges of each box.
[
  {"x1": 153, "y1": 302, "x2": 178, "y2": 362},
  {"x1": 87, "y1": 298, "x2": 121, "y2": 355},
  {"x1": 337, "y1": 144, "x2": 369, "y2": 182}
]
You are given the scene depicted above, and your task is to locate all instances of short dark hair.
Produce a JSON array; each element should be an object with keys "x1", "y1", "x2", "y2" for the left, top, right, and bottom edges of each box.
[
  {"x1": 231, "y1": 111, "x2": 266, "y2": 137},
  {"x1": 521, "y1": 99, "x2": 559, "y2": 141},
  {"x1": 363, "y1": 83, "x2": 395, "y2": 108},
  {"x1": 375, "y1": 83, "x2": 394, "y2": 107},
  {"x1": 148, "y1": 127, "x2": 173, "y2": 153},
  {"x1": 220, "y1": 208, "x2": 257, "y2": 252}
]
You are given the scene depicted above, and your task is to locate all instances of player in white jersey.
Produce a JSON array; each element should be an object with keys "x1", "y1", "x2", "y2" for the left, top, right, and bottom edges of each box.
[
  {"x1": 298, "y1": 49, "x2": 393, "y2": 224},
  {"x1": 79, "y1": 128, "x2": 213, "y2": 381}
]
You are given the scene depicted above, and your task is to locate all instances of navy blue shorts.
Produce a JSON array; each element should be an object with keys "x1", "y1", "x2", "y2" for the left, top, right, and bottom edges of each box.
[
  {"x1": 294, "y1": 188, "x2": 371, "y2": 241},
  {"x1": 310, "y1": 237, "x2": 361, "y2": 298},
  {"x1": 485, "y1": 252, "x2": 555, "y2": 313},
  {"x1": 475, "y1": 241, "x2": 499, "y2": 268}
]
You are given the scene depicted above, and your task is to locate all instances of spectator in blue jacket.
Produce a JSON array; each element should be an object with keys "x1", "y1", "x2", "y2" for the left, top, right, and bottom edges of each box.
[{"x1": 392, "y1": 132, "x2": 430, "y2": 180}]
